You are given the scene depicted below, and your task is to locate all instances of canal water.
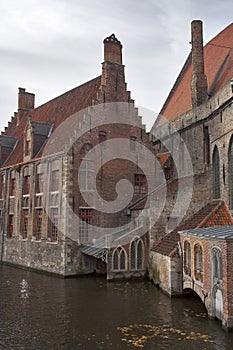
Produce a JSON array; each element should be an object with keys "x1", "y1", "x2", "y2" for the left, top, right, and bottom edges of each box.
[{"x1": 0, "y1": 264, "x2": 233, "y2": 350}]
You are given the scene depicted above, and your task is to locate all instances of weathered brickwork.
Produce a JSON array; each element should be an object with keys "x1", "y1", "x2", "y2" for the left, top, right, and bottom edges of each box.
[
  {"x1": 0, "y1": 34, "x2": 153, "y2": 278},
  {"x1": 180, "y1": 231, "x2": 233, "y2": 330}
]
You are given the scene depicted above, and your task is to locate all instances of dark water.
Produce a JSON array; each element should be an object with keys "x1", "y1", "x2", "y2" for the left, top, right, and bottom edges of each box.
[{"x1": 0, "y1": 265, "x2": 233, "y2": 350}]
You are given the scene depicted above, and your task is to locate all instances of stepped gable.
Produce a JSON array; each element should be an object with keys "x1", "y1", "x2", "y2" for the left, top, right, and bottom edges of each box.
[
  {"x1": 2, "y1": 76, "x2": 101, "y2": 167},
  {"x1": 152, "y1": 199, "x2": 233, "y2": 256},
  {"x1": 157, "y1": 23, "x2": 233, "y2": 125}
]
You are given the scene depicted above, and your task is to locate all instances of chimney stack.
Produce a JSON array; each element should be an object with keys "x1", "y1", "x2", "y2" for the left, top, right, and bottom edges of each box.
[
  {"x1": 103, "y1": 34, "x2": 122, "y2": 65},
  {"x1": 18, "y1": 87, "x2": 35, "y2": 111},
  {"x1": 191, "y1": 20, "x2": 208, "y2": 108}
]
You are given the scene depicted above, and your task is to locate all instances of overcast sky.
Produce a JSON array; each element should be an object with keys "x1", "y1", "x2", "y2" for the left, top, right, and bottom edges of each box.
[{"x1": 0, "y1": 0, "x2": 233, "y2": 131}]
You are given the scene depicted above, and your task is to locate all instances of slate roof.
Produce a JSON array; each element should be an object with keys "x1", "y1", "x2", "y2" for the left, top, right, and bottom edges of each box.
[
  {"x1": 152, "y1": 199, "x2": 233, "y2": 256},
  {"x1": 2, "y1": 76, "x2": 102, "y2": 167},
  {"x1": 180, "y1": 225, "x2": 233, "y2": 240},
  {"x1": 0, "y1": 135, "x2": 18, "y2": 148},
  {"x1": 157, "y1": 23, "x2": 233, "y2": 125},
  {"x1": 32, "y1": 121, "x2": 53, "y2": 136}
]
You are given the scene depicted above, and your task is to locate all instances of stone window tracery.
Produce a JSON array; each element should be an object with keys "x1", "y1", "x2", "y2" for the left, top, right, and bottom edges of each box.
[
  {"x1": 194, "y1": 243, "x2": 203, "y2": 283},
  {"x1": 112, "y1": 246, "x2": 127, "y2": 270},
  {"x1": 130, "y1": 237, "x2": 144, "y2": 270}
]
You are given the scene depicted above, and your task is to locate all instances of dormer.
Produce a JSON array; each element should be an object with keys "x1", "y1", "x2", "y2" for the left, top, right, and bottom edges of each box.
[
  {"x1": 24, "y1": 117, "x2": 33, "y2": 162},
  {"x1": 24, "y1": 117, "x2": 53, "y2": 161},
  {"x1": 0, "y1": 135, "x2": 18, "y2": 167}
]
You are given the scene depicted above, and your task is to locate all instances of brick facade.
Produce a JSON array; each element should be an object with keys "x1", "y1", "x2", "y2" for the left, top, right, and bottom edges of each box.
[{"x1": 0, "y1": 34, "x2": 153, "y2": 278}]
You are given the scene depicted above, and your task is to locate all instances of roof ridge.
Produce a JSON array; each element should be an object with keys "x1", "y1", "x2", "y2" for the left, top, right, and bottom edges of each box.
[
  {"x1": 208, "y1": 22, "x2": 233, "y2": 48},
  {"x1": 32, "y1": 75, "x2": 101, "y2": 112},
  {"x1": 197, "y1": 200, "x2": 223, "y2": 228}
]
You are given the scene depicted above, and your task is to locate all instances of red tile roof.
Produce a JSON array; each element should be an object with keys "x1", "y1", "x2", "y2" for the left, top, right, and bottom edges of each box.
[
  {"x1": 2, "y1": 76, "x2": 101, "y2": 166},
  {"x1": 157, "y1": 23, "x2": 233, "y2": 125},
  {"x1": 156, "y1": 152, "x2": 170, "y2": 166},
  {"x1": 152, "y1": 199, "x2": 233, "y2": 256}
]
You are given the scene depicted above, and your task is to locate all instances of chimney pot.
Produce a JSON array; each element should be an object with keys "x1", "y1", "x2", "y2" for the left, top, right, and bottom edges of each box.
[
  {"x1": 18, "y1": 87, "x2": 35, "y2": 111},
  {"x1": 103, "y1": 34, "x2": 122, "y2": 65}
]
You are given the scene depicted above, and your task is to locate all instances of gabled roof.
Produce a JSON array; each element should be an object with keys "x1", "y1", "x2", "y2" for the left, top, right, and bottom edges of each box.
[
  {"x1": 156, "y1": 152, "x2": 170, "y2": 167},
  {"x1": 2, "y1": 76, "x2": 101, "y2": 167},
  {"x1": 152, "y1": 199, "x2": 233, "y2": 256},
  {"x1": 157, "y1": 23, "x2": 233, "y2": 125}
]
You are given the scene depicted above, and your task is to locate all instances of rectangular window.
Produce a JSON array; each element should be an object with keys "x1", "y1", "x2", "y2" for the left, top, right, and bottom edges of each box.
[
  {"x1": 8, "y1": 215, "x2": 14, "y2": 238},
  {"x1": 134, "y1": 174, "x2": 147, "y2": 194},
  {"x1": 79, "y1": 159, "x2": 94, "y2": 191},
  {"x1": 79, "y1": 208, "x2": 92, "y2": 243},
  {"x1": 36, "y1": 172, "x2": 44, "y2": 193},
  {"x1": 48, "y1": 208, "x2": 58, "y2": 242},
  {"x1": 0, "y1": 175, "x2": 5, "y2": 199},
  {"x1": 130, "y1": 136, "x2": 136, "y2": 152},
  {"x1": 10, "y1": 178, "x2": 16, "y2": 196},
  {"x1": 51, "y1": 170, "x2": 59, "y2": 192},
  {"x1": 36, "y1": 209, "x2": 43, "y2": 241},
  {"x1": 22, "y1": 209, "x2": 29, "y2": 239},
  {"x1": 23, "y1": 175, "x2": 30, "y2": 195}
]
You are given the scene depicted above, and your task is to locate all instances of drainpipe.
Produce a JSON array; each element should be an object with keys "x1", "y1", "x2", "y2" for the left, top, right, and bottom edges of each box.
[
  {"x1": 177, "y1": 241, "x2": 183, "y2": 294},
  {"x1": 0, "y1": 170, "x2": 8, "y2": 262}
]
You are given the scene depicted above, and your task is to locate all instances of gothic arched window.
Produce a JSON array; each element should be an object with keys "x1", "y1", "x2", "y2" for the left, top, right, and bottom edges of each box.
[
  {"x1": 184, "y1": 241, "x2": 191, "y2": 276},
  {"x1": 130, "y1": 238, "x2": 144, "y2": 270},
  {"x1": 194, "y1": 243, "x2": 203, "y2": 283},
  {"x1": 211, "y1": 247, "x2": 222, "y2": 281},
  {"x1": 112, "y1": 247, "x2": 127, "y2": 271},
  {"x1": 203, "y1": 125, "x2": 210, "y2": 164},
  {"x1": 213, "y1": 146, "x2": 220, "y2": 199},
  {"x1": 228, "y1": 136, "x2": 233, "y2": 209}
]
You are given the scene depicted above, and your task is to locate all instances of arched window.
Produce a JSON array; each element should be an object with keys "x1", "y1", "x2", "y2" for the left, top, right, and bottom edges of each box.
[
  {"x1": 79, "y1": 143, "x2": 94, "y2": 192},
  {"x1": 203, "y1": 126, "x2": 210, "y2": 164},
  {"x1": 112, "y1": 247, "x2": 127, "y2": 271},
  {"x1": 211, "y1": 247, "x2": 222, "y2": 281},
  {"x1": 184, "y1": 241, "x2": 191, "y2": 276},
  {"x1": 194, "y1": 244, "x2": 203, "y2": 283},
  {"x1": 130, "y1": 238, "x2": 144, "y2": 270},
  {"x1": 213, "y1": 146, "x2": 220, "y2": 199},
  {"x1": 228, "y1": 136, "x2": 233, "y2": 209}
]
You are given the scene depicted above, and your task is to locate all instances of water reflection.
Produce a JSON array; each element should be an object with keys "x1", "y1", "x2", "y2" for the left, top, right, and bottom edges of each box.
[
  {"x1": 0, "y1": 264, "x2": 232, "y2": 350},
  {"x1": 19, "y1": 279, "x2": 29, "y2": 299}
]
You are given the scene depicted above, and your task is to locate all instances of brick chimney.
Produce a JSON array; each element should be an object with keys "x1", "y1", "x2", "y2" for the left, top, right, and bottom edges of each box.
[
  {"x1": 100, "y1": 34, "x2": 130, "y2": 103},
  {"x1": 191, "y1": 20, "x2": 208, "y2": 108},
  {"x1": 18, "y1": 87, "x2": 35, "y2": 111},
  {"x1": 104, "y1": 34, "x2": 122, "y2": 65}
]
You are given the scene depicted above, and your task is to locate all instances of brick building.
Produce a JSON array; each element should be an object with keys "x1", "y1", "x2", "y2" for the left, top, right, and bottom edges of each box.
[
  {"x1": 0, "y1": 34, "x2": 153, "y2": 279},
  {"x1": 149, "y1": 20, "x2": 233, "y2": 329},
  {"x1": 150, "y1": 20, "x2": 233, "y2": 241},
  {"x1": 179, "y1": 225, "x2": 233, "y2": 330}
]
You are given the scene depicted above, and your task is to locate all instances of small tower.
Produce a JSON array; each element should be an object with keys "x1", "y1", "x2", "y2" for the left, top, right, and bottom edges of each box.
[
  {"x1": 191, "y1": 20, "x2": 208, "y2": 108},
  {"x1": 100, "y1": 34, "x2": 130, "y2": 103}
]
